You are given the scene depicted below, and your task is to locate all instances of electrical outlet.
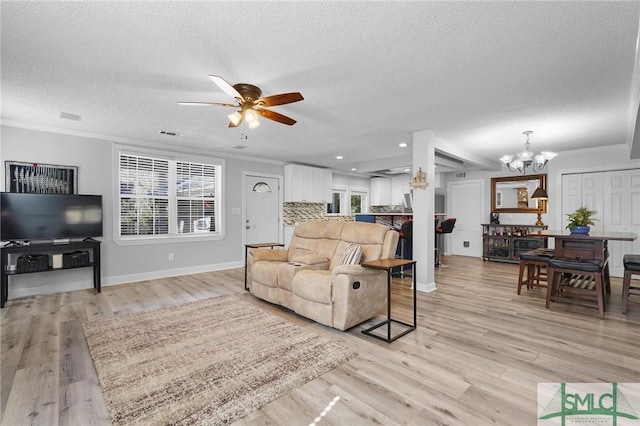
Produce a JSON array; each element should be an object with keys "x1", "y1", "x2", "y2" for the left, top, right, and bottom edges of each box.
[
  {"x1": 463, "y1": 241, "x2": 470, "y2": 248},
  {"x1": 168, "y1": 253, "x2": 174, "y2": 261}
]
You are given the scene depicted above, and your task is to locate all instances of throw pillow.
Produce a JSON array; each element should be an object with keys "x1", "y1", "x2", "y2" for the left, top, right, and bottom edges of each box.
[{"x1": 341, "y1": 243, "x2": 362, "y2": 265}]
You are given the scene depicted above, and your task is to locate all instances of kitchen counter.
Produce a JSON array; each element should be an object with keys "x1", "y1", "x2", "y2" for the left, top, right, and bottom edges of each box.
[{"x1": 355, "y1": 213, "x2": 412, "y2": 227}]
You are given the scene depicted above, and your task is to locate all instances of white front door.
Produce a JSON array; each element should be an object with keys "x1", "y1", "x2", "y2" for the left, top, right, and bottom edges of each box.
[{"x1": 245, "y1": 175, "x2": 280, "y2": 245}]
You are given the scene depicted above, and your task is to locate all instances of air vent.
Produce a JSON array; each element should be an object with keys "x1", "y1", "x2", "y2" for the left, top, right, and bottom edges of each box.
[
  {"x1": 159, "y1": 130, "x2": 182, "y2": 137},
  {"x1": 455, "y1": 172, "x2": 466, "y2": 179},
  {"x1": 60, "y1": 112, "x2": 81, "y2": 121},
  {"x1": 233, "y1": 145, "x2": 248, "y2": 150}
]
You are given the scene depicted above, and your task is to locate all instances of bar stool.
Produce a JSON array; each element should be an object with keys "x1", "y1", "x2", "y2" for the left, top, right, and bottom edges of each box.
[
  {"x1": 435, "y1": 218, "x2": 456, "y2": 267},
  {"x1": 622, "y1": 254, "x2": 640, "y2": 314},
  {"x1": 546, "y1": 257, "x2": 607, "y2": 319},
  {"x1": 517, "y1": 248, "x2": 554, "y2": 295}
]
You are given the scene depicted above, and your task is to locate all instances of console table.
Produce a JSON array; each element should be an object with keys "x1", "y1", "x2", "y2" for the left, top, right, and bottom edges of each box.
[
  {"x1": 361, "y1": 258, "x2": 417, "y2": 343},
  {"x1": 244, "y1": 242, "x2": 285, "y2": 291},
  {"x1": 1, "y1": 240, "x2": 101, "y2": 308}
]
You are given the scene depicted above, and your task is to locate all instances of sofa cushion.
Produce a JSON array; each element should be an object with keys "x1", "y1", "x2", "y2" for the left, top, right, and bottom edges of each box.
[
  {"x1": 289, "y1": 255, "x2": 329, "y2": 266},
  {"x1": 340, "y1": 222, "x2": 389, "y2": 262},
  {"x1": 252, "y1": 261, "x2": 281, "y2": 288},
  {"x1": 292, "y1": 270, "x2": 333, "y2": 304},
  {"x1": 341, "y1": 243, "x2": 362, "y2": 265}
]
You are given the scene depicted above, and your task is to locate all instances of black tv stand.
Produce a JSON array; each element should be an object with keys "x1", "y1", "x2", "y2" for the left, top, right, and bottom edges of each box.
[
  {"x1": 83, "y1": 237, "x2": 99, "y2": 242},
  {"x1": 1, "y1": 240, "x2": 101, "y2": 308},
  {"x1": 3, "y1": 241, "x2": 24, "y2": 248}
]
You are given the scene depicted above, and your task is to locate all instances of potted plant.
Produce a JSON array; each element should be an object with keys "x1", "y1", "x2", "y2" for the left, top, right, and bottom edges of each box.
[{"x1": 565, "y1": 206, "x2": 597, "y2": 234}]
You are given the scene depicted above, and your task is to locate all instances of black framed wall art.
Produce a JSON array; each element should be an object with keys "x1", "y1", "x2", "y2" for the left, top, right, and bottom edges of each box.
[{"x1": 5, "y1": 161, "x2": 78, "y2": 194}]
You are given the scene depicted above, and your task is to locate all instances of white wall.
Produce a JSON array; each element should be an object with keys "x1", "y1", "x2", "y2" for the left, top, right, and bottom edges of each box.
[{"x1": 1, "y1": 125, "x2": 284, "y2": 298}]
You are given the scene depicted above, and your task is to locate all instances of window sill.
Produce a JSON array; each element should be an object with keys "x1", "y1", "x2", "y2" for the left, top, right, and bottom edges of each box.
[{"x1": 113, "y1": 232, "x2": 225, "y2": 246}]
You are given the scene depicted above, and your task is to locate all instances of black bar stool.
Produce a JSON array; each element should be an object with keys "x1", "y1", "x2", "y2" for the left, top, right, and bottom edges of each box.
[
  {"x1": 435, "y1": 218, "x2": 456, "y2": 267},
  {"x1": 622, "y1": 254, "x2": 640, "y2": 314}
]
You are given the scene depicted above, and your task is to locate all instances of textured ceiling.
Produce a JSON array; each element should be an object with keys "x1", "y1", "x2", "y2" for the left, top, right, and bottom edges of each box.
[{"x1": 2, "y1": 1, "x2": 639, "y2": 174}]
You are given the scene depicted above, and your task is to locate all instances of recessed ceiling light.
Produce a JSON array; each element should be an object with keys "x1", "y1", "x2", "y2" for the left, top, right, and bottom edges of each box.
[
  {"x1": 404, "y1": 168, "x2": 411, "y2": 172},
  {"x1": 351, "y1": 168, "x2": 357, "y2": 171},
  {"x1": 399, "y1": 143, "x2": 408, "y2": 148},
  {"x1": 336, "y1": 156, "x2": 343, "y2": 160}
]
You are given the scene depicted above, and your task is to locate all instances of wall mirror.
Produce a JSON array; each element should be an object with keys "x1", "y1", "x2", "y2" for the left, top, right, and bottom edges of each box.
[{"x1": 491, "y1": 174, "x2": 547, "y2": 213}]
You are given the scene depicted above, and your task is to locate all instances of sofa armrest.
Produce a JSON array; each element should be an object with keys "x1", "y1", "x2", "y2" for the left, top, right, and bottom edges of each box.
[
  {"x1": 332, "y1": 264, "x2": 385, "y2": 277},
  {"x1": 251, "y1": 248, "x2": 289, "y2": 262}
]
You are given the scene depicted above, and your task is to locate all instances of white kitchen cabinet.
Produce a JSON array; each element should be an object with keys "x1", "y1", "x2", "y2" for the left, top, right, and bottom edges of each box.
[
  {"x1": 370, "y1": 177, "x2": 391, "y2": 206},
  {"x1": 390, "y1": 174, "x2": 411, "y2": 205},
  {"x1": 313, "y1": 167, "x2": 332, "y2": 203},
  {"x1": 284, "y1": 164, "x2": 332, "y2": 203}
]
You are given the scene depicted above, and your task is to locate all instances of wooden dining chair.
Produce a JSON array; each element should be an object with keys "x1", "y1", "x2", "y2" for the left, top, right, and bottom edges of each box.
[
  {"x1": 546, "y1": 257, "x2": 607, "y2": 319},
  {"x1": 517, "y1": 248, "x2": 554, "y2": 295}
]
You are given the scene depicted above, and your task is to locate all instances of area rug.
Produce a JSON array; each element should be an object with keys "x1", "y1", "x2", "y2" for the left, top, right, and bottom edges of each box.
[{"x1": 83, "y1": 295, "x2": 356, "y2": 425}]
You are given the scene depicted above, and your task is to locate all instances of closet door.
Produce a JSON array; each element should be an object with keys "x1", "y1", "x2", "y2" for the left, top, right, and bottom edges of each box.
[
  {"x1": 561, "y1": 172, "x2": 604, "y2": 224},
  {"x1": 561, "y1": 174, "x2": 583, "y2": 218},
  {"x1": 581, "y1": 172, "x2": 604, "y2": 223},
  {"x1": 603, "y1": 169, "x2": 640, "y2": 276}
]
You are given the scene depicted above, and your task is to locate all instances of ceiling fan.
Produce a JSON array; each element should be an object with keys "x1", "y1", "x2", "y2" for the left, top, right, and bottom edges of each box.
[{"x1": 178, "y1": 75, "x2": 304, "y2": 128}]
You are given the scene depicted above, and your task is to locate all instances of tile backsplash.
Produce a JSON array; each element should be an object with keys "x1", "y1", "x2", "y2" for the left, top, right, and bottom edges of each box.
[{"x1": 283, "y1": 202, "x2": 353, "y2": 225}]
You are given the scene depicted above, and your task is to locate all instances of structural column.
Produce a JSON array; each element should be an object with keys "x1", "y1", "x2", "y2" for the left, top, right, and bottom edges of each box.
[{"x1": 412, "y1": 130, "x2": 437, "y2": 292}]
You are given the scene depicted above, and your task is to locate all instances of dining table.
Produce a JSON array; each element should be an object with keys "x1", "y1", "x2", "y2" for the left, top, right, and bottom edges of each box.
[
  {"x1": 539, "y1": 230, "x2": 637, "y2": 261},
  {"x1": 537, "y1": 230, "x2": 638, "y2": 291}
]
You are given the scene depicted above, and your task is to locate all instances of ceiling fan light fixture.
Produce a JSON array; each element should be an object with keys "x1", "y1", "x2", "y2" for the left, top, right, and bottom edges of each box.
[
  {"x1": 244, "y1": 109, "x2": 258, "y2": 123},
  {"x1": 181, "y1": 75, "x2": 303, "y2": 128},
  {"x1": 228, "y1": 111, "x2": 242, "y2": 126}
]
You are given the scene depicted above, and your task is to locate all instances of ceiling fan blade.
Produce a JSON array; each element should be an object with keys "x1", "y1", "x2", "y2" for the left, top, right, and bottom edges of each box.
[
  {"x1": 259, "y1": 92, "x2": 304, "y2": 107},
  {"x1": 209, "y1": 75, "x2": 244, "y2": 101},
  {"x1": 228, "y1": 120, "x2": 241, "y2": 128},
  {"x1": 177, "y1": 101, "x2": 238, "y2": 108},
  {"x1": 255, "y1": 108, "x2": 297, "y2": 126}
]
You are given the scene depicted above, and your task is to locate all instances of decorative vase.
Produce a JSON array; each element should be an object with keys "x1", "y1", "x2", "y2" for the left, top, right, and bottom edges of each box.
[{"x1": 570, "y1": 225, "x2": 590, "y2": 234}]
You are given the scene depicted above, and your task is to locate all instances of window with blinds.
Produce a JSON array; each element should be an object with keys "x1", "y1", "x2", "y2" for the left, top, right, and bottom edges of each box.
[{"x1": 118, "y1": 153, "x2": 221, "y2": 239}]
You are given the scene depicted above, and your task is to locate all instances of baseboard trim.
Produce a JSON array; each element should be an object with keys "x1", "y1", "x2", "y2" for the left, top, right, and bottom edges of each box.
[
  {"x1": 6, "y1": 261, "x2": 244, "y2": 302},
  {"x1": 416, "y1": 281, "x2": 437, "y2": 293},
  {"x1": 103, "y1": 261, "x2": 244, "y2": 287}
]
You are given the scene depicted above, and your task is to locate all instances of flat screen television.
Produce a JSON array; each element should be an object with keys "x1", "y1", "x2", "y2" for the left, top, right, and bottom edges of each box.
[{"x1": 0, "y1": 193, "x2": 103, "y2": 242}]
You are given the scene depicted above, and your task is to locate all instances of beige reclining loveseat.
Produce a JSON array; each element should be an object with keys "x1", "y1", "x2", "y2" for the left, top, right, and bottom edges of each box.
[{"x1": 248, "y1": 220, "x2": 399, "y2": 330}]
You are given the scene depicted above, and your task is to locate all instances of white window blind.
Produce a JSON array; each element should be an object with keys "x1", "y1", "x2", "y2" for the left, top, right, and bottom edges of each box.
[
  {"x1": 176, "y1": 161, "x2": 217, "y2": 233},
  {"x1": 118, "y1": 153, "x2": 221, "y2": 239}
]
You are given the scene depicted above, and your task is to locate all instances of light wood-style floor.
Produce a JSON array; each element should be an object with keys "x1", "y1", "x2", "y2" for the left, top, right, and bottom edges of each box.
[{"x1": 2, "y1": 255, "x2": 639, "y2": 425}]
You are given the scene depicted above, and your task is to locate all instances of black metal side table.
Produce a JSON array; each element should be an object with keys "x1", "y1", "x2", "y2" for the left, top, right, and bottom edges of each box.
[
  {"x1": 361, "y1": 258, "x2": 417, "y2": 343},
  {"x1": 244, "y1": 243, "x2": 285, "y2": 291}
]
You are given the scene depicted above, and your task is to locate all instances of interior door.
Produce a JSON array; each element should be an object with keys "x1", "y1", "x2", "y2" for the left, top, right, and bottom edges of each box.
[
  {"x1": 447, "y1": 179, "x2": 484, "y2": 257},
  {"x1": 561, "y1": 174, "x2": 582, "y2": 218},
  {"x1": 245, "y1": 175, "x2": 280, "y2": 245},
  {"x1": 603, "y1": 169, "x2": 640, "y2": 276}
]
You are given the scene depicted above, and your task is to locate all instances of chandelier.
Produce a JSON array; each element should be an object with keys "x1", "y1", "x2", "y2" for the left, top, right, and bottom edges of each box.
[
  {"x1": 409, "y1": 167, "x2": 428, "y2": 190},
  {"x1": 499, "y1": 131, "x2": 557, "y2": 174}
]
